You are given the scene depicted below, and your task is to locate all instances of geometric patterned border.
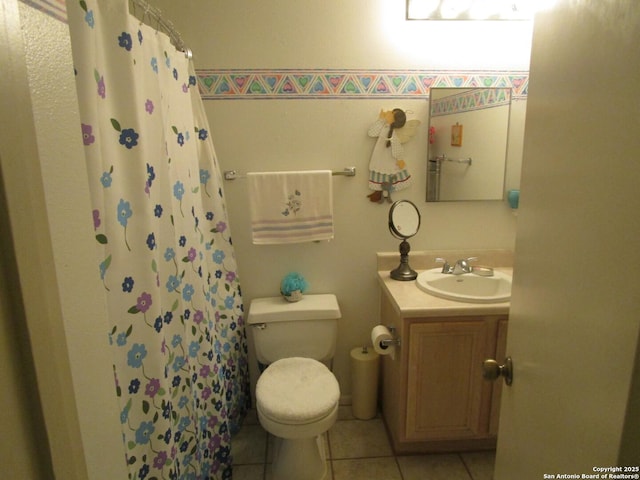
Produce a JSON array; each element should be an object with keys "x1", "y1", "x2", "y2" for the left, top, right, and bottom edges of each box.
[
  {"x1": 431, "y1": 87, "x2": 512, "y2": 117},
  {"x1": 196, "y1": 69, "x2": 529, "y2": 100}
]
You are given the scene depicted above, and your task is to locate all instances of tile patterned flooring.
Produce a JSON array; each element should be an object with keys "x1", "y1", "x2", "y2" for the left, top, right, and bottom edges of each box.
[{"x1": 232, "y1": 407, "x2": 495, "y2": 480}]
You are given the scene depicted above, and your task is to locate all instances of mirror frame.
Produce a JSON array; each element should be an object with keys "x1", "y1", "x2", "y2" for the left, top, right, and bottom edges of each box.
[
  {"x1": 388, "y1": 200, "x2": 421, "y2": 239},
  {"x1": 426, "y1": 87, "x2": 512, "y2": 202}
]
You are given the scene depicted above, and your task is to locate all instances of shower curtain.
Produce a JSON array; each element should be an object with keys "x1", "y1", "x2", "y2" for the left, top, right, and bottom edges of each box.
[{"x1": 66, "y1": 1, "x2": 250, "y2": 478}]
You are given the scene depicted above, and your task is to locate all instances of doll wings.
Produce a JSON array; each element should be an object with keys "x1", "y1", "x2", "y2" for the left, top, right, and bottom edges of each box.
[{"x1": 396, "y1": 119, "x2": 421, "y2": 144}]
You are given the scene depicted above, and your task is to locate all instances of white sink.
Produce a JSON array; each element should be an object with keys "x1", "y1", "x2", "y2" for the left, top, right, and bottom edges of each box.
[{"x1": 416, "y1": 268, "x2": 512, "y2": 303}]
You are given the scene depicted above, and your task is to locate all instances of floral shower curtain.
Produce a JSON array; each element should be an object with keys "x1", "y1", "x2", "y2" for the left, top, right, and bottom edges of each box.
[{"x1": 66, "y1": 1, "x2": 250, "y2": 478}]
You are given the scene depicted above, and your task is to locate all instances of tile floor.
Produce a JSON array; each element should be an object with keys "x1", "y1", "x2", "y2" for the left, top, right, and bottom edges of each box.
[{"x1": 232, "y1": 407, "x2": 495, "y2": 480}]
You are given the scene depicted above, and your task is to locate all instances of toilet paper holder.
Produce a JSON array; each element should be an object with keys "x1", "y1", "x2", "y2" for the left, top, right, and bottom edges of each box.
[{"x1": 380, "y1": 326, "x2": 401, "y2": 348}]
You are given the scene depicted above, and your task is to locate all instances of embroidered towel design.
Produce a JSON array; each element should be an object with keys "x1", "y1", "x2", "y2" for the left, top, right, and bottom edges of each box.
[{"x1": 247, "y1": 170, "x2": 334, "y2": 245}]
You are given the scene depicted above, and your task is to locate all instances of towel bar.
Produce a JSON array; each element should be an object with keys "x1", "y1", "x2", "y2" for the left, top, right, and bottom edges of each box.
[
  {"x1": 223, "y1": 167, "x2": 356, "y2": 181},
  {"x1": 431, "y1": 155, "x2": 472, "y2": 166}
]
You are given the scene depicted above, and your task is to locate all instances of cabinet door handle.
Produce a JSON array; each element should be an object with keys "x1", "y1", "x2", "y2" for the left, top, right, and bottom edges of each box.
[{"x1": 482, "y1": 357, "x2": 513, "y2": 386}]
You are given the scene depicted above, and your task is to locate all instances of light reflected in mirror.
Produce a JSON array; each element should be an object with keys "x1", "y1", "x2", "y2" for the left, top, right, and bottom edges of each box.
[{"x1": 426, "y1": 88, "x2": 514, "y2": 202}]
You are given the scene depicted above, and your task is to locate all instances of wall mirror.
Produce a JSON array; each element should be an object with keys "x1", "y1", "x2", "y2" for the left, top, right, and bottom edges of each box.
[{"x1": 426, "y1": 87, "x2": 514, "y2": 202}]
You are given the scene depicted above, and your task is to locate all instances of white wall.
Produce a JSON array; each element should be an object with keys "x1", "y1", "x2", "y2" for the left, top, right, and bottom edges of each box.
[
  {"x1": 0, "y1": 2, "x2": 126, "y2": 478},
  {"x1": 155, "y1": 0, "x2": 533, "y2": 400},
  {"x1": 17, "y1": 5, "x2": 126, "y2": 477},
  {"x1": 0, "y1": 176, "x2": 52, "y2": 477}
]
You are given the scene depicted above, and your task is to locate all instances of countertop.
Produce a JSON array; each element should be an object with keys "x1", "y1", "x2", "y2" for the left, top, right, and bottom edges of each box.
[
  {"x1": 378, "y1": 269, "x2": 511, "y2": 318},
  {"x1": 377, "y1": 250, "x2": 513, "y2": 318}
]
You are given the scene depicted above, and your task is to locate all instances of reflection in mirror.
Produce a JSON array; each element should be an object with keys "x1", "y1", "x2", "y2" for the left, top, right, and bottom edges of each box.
[
  {"x1": 388, "y1": 200, "x2": 421, "y2": 281},
  {"x1": 389, "y1": 200, "x2": 421, "y2": 239},
  {"x1": 426, "y1": 88, "x2": 512, "y2": 202}
]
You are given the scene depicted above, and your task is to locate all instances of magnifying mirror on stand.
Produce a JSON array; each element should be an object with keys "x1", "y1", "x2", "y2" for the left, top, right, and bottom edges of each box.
[{"x1": 388, "y1": 200, "x2": 421, "y2": 281}]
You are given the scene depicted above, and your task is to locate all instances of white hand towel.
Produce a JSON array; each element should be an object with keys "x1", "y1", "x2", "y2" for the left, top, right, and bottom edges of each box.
[{"x1": 247, "y1": 170, "x2": 334, "y2": 245}]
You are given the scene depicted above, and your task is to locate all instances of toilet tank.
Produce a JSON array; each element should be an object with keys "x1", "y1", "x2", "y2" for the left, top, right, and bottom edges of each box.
[{"x1": 247, "y1": 294, "x2": 341, "y2": 365}]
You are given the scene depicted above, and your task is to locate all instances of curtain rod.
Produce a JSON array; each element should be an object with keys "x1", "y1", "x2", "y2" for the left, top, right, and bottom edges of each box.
[{"x1": 129, "y1": 0, "x2": 192, "y2": 58}]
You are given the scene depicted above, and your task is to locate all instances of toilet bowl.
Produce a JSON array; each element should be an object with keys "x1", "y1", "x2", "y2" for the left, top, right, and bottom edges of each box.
[
  {"x1": 248, "y1": 294, "x2": 342, "y2": 480},
  {"x1": 256, "y1": 357, "x2": 340, "y2": 480}
]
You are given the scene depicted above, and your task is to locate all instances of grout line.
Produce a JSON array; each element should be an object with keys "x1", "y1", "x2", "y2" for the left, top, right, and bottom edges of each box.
[
  {"x1": 262, "y1": 432, "x2": 269, "y2": 479},
  {"x1": 330, "y1": 454, "x2": 396, "y2": 461},
  {"x1": 394, "y1": 455, "x2": 406, "y2": 480},
  {"x1": 326, "y1": 431, "x2": 335, "y2": 480},
  {"x1": 458, "y1": 452, "x2": 475, "y2": 480}
]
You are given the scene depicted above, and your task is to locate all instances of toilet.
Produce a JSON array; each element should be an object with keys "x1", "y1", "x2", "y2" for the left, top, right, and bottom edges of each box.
[{"x1": 248, "y1": 294, "x2": 341, "y2": 480}]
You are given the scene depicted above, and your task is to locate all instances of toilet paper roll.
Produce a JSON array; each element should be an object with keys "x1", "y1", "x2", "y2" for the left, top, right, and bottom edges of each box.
[
  {"x1": 371, "y1": 325, "x2": 395, "y2": 356},
  {"x1": 350, "y1": 347, "x2": 380, "y2": 420}
]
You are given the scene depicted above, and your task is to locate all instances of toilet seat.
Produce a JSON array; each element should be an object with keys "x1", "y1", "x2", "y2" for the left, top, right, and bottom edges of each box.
[{"x1": 256, "y1": 357, "x2": 340, "y2": 425}]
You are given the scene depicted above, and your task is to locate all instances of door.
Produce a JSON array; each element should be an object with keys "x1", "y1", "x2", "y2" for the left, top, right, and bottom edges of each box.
[{"x1": 494, "y1": 1, "x2": 640, "y2": 477}]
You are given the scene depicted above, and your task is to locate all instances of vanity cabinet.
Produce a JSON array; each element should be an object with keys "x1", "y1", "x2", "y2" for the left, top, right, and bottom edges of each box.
[{"x1": 380, "y1": 292, "x2": 508, "y2": 453}]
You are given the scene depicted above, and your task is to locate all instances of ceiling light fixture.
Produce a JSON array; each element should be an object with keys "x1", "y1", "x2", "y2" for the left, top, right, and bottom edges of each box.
[{"x1": 406, "y1": 0, "x2": 555, "y2": 20}]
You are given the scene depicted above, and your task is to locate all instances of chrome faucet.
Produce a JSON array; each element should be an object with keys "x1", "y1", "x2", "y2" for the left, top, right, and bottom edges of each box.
[
  {"x1": 453, "y1": 257, "x2": 477, "y2": 274},
  {"x1": 436, "y1": 257, "x2": 478, "y2": 275}
]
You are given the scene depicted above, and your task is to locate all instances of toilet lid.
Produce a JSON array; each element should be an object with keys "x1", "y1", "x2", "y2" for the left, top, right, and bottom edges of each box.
[{"x1": 256, "y1": 357, "x2": 340, "y2": 425}]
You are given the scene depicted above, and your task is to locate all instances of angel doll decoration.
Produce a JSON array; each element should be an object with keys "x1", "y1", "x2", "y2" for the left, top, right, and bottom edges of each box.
[{"x1": 367, "y1": 108, "x2": 420, "y2": 203}]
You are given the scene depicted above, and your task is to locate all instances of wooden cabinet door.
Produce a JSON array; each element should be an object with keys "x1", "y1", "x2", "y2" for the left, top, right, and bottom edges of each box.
[{"x1": 405, "y1": 320, "x2": 490, "y2": 441}]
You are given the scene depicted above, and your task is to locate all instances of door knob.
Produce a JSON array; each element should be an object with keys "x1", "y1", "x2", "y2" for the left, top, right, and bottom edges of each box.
[{"x1": 482, "y1": 357, "x2": 513, "y2": 386}]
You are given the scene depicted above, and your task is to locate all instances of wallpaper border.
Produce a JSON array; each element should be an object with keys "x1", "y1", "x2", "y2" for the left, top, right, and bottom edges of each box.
[
  {"x1": 196, "y1": 69, "x2": 529, "y2": 100},
  {"x1": 431, "y1": 87, "x2": 512, "y2": 116}
]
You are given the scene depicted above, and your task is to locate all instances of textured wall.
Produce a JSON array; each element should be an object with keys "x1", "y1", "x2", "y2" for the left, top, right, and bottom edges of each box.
[{"x1": 14, "y1": 2, "x2": 127, "y2": 477}]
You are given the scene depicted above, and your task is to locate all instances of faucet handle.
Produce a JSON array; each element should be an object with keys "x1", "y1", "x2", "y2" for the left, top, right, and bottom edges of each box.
[
  {"x1": 435, "y1": 257, "x2": 452, "y2": 273},
  {"x1": 465, "y1": 257, "x2": 479, "y2": 263}
]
